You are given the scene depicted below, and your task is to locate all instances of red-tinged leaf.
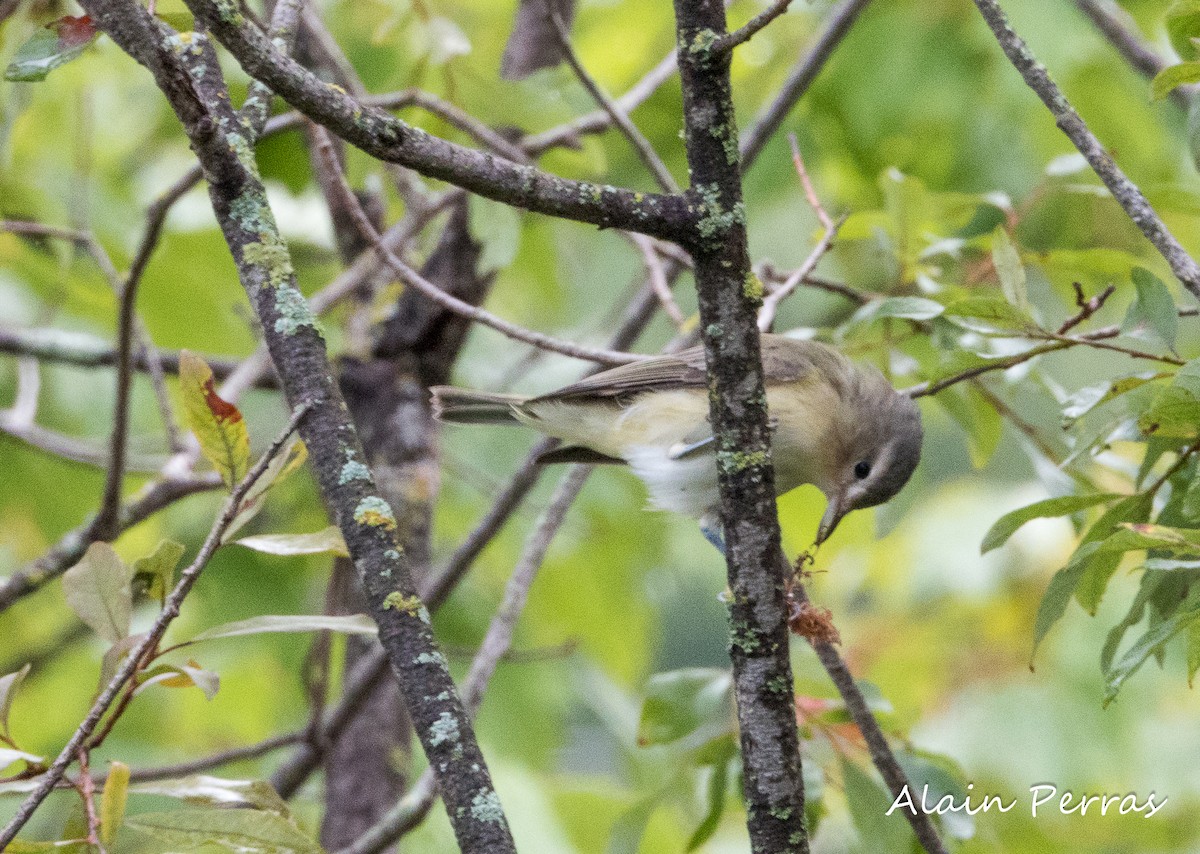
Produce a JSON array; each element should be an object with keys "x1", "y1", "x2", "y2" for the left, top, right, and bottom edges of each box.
[
  {"x1": 179, "y1": 351, "x2": 250, "y2": 489},
  {"x1": 4, "y1": 16, "x2": 99, "y2": 82}
]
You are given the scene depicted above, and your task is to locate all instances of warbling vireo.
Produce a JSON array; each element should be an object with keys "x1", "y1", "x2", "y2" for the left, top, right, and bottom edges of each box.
[{"x1": 432, "y1": 335, "x2": 922, "y2": 546}]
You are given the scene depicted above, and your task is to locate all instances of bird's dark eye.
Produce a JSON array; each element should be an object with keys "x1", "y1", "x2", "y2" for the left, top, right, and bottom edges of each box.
[{"x1": 854, "y1": 460, "x2": 872, "y2": 479}]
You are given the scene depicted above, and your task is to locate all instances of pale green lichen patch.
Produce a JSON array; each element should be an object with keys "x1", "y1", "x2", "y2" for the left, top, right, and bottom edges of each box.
[
  {"x1": 743, "y1": 271, "x2": 764, "y2": 303},
  {"x1": 339, "y1": 459, "x2": 370, "y2": 484},
  {"x1": 355, "y1": 495, "x2": 397, "y2": 530},
  {"x1": 212, "y1": 0, "x2": 245, "y2": 25},
  {"x1": 243, "y1": 239, "x2": 294, "y2": 288},
  {"x1": 416, "y1": 651, "x2": 446, "y2": 666},
  {"x1": 717, "y1": 448, "x2": 769, "y2": 474},
  {"x1": 694, "y1": 182, "x2": 746, "y2": 247},
  {"x1": 708, "y1": 120, "x2": 740, "y2": 166},
  {"x1": 272, "y1": 286, "x2": 317, "y2": 336},
  {"x1": 229, "y1": 191, "x2": 276, "y2": 236},
  {"x1": 687, "y1": 28, "x2": 719, "y2": 61},
  {"x1": 429, "y1": 711, "x2": 460, "y2": 747},
  {"x1": 470, "y1": 789, "x2": 505, "y2": 824}
]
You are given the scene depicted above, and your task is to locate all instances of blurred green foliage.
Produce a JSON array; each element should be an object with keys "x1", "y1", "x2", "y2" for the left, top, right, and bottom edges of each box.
[{"x1": 3, "y1": 0, "x2": 1200, "y2": 851}]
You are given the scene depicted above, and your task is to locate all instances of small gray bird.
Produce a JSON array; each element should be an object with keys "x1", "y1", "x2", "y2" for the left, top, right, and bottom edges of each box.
[{"x1": 432, "y1": 335, "x2": 922, "y2": 547}]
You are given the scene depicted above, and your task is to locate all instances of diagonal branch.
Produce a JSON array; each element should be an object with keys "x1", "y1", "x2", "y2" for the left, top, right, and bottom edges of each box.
[
  {"x1": 546, "y1": 9, "x2": 680, "y2": 193},
  {"x1": 72, "y1": 6, "x2": 517, "y2": 848},
  {"x1": 973, "y1": 0, "x2": 1200, "y2": 299},
  {"x1": 740, "y1": 0, "x2": 875, "y2": 170},
  {"x1": 177, "y1": 0, "x2": 694, "y2": 243},
  {"x1": 0, "y1": 404, "x2": 312, "y2": 848}
]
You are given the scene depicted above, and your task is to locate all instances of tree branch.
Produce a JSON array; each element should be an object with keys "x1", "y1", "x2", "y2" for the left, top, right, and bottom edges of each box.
[
  {"x1": 177, "y1": 0, "x2": 693, "y2": 243},
  {"x1": 713, "y1": 0, "x2": 793, "y2": 54},
  {"x1": 674, "y1": 0, "x2": 809, "y2": 849},
  {"x1": 547, "y1": 9, "x2": 679, "y2": 193},
  {"x1": 740, "y1": 0, "x2": 874, "y2": 170},
  {"x1": 72, "y1": 7, "x2": 517, "y2": 848},
  {"x1": 0, "y1": 404, "x2": 311, "y2": 848},
  {"x1": 973, "y1": 0, "x2": 1200, "y2": 298},
  {"x1": 1072, "y1": 0, "x2": 1195, "y2": 107}
]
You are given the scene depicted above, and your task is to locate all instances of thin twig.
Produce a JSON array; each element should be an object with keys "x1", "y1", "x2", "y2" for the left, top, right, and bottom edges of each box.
[
  {"x1": 789, "y1": 575, "x2": 949, "y2": 854},
  {"x1": 713, "y1": 0, "x2": 793, "y2": 54},
  {"x1": 759, "y1": 218, "x2": 843, "y2": 333},
  {"x1": 0, "y1": 403, "x2": 312, "y2": 848},
  {"x1": 973, "y1": 0, "x2": 1200, "y2": 299},
  {"x1": 307, "y1": 123, "x2": 643, "y2": 366},
  {"x1": 123, "y1": 731, "x2": 305, "y2": 783},
  {"x1": 632, "y1": 234, "x2": 687, "y2": 327},
  {"x1": 547, "y1": 9, "x2": 679, "y2": 193},
  {"x1": 787, "y1": 133, "x2": 833, "y2": 230},
  {"x1": 523, "y1": 51, "x2": 679, "y2": 155},
  {"x1": 1072, "y1": 0, "x2": 1194, "y2": 106},
  {"x1": 1056, "y1": 281, "x2": 1115, "y2": 334},
  {"x1": 75, "y1": 750, "x2": 104, "y2": 853},
  {"x1": 740, "y1": 0, "x2": 875, "y2": 170}
]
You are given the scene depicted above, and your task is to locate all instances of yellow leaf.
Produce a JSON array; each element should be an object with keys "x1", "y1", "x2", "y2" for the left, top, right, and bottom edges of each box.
[
  {"x1": 100, "y1": 761, "x2": 130, "y2": 846},
  {"x1": 179, "y1": 351, "x2": 250, "y2": 489}
]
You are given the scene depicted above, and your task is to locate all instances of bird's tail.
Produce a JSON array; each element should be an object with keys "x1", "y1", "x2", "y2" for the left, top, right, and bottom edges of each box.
[{"x1": 430, "y1": 387, "x2": 526, "y2": 425}]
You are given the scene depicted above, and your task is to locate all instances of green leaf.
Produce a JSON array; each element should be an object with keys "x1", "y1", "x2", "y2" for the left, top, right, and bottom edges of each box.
[
  {"x1": 685, "y1": 745, "x2": 736, "y2": 852},
  {"x1": 131, "y1": 776, "x2": 290, "y2": 814},
  {"x1": 1139, "y1": 385, "x2": 1200, "y2": 437},
  {"x1": 0, "y1": 664, "x2": 31, "y2": 740},
  {"x1": 840, "y1": 758, "x2": 912, "y2": 851},
  {"x1": 1188, "y1": 620, "x2": 1200, "y2": 687},
  {"x1": 1167, "y1": 0, "x2": 1200, "y2": 60},
  {"x1": 1103, "y1": 593, "x2": 1200, "y2": 705},
  {"x1": 941, "y1": 296, "x2": 1036, "y2": 332},
  {"x1": 991, "y1": 226, "x2": 1028, "y2": 312},
  {"x1": 1125, "y1": 267, "x2": 1178, "y2": 349},
  {"x1": 63, "y1": 542, "x2": 133, "y2": 644},
  {"x1": 1151, "y1": 61, "x2": 1200, "y2": 100},
  {"x1": 4, "y1": 16, "x2": 99, "y2": 82},
  {"x1": 100, "y1": 761, "x2": 130, "y2": 846},
  {"x1": 1061, "y1": 374, "x2": 1168, "y2": 426},
  {"x1": 1032, "y1": 542, "x2": 1102, "y2": 661},
  {"x1": 137, "y1": 660, "x2": 220, "y2": 700},
  {"x1": 180, "y1": 350, "x2": 251, "y2": 489},
  {"x1": 981, "y1": 492, "x2": 1120, "y2": 554},
  {"x1": 188, "y1": 613, "x2": 378, "y2": 643},
  {"x1": 1102, "y1": 571, "x2": 1168, "y2": 672},
  {"x1": 1074, "y1": 495, "x2": 1156, "y2": 613},
  {"x1": 855, "y1": 296, "x2": 945, "y2": 322},
  {"x1": 1098, "y1": 522, "x2": 1200, "y2": 556},
  {"x1": 125, "y1": 808, "x2": 321, "y2": 853},
  {"x1": 637, "y1": 668, "x2": 733, "y2": 748},
  {"x1": 235, "y1": 526, "x2": 349, "y2": 558},
  {"x1": 132, "y1": 539, "x2": 185, "y2": 604}
]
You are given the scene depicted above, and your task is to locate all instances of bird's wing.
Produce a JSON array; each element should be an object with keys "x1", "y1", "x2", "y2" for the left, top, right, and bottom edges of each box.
[
  {"x1": 532, "y1": 335, "x2": 826, "y2": 403},
  {"x1": 529, "y1": 349, "x2": 709, "y2": 401}
]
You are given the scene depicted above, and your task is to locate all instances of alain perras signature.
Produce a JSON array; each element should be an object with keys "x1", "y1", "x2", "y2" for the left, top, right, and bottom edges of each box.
[{"x1": 886, "y1": 783, "x2": 1168, "y2": 819}]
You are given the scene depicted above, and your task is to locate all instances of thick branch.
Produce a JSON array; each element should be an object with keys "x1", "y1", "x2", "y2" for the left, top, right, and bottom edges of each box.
[
  {"x1": 674, "y1": 1, "x2": 808, "y2": 851},
  {"x1": 74, "y1": 6, "x2": 516, "y2": 848},
  {"x1": 973, "y1": 0, "x2": 1200, "y2": 298},
  {"x1": 177, "y1": 0, "x2": 692, "y2": 243}
]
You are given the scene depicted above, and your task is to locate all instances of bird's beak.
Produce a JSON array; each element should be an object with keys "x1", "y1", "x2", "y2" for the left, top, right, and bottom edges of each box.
[{"x1": 816, "y1": 493, "x2": 847, "y2": 546}]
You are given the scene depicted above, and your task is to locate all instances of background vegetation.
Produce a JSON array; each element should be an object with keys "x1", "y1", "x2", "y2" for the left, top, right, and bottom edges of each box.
[{"x1": 3, "y1": 0, "x2": 1200, "y2": 850}]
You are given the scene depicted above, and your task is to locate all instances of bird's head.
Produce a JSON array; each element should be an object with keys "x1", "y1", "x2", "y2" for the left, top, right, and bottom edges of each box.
[{"x1": 815, "y1": 369, "x2": 923, "y2": 545}]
